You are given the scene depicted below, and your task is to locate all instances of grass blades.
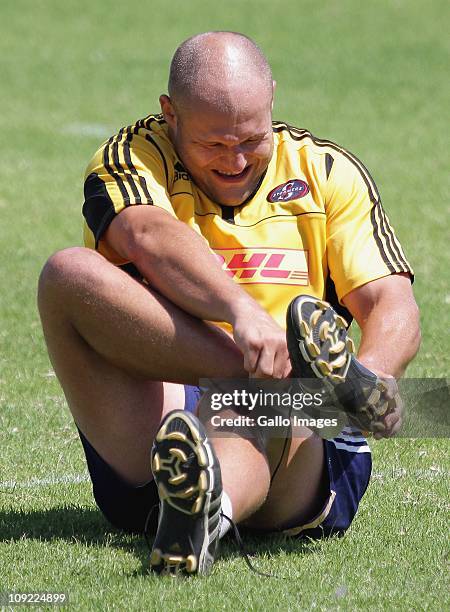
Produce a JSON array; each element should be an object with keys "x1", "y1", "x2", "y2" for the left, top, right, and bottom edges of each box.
[{"x1": 0, "y1": 0, "x2": 448, "y2": 609}]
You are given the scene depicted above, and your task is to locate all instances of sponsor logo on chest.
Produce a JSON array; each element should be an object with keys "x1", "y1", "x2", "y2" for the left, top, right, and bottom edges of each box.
[
  {"x1": 214, "y1": 247, "x2": 309, "y2": 286},
  {"x1": 267, "y1": 179, "x2": 309, "y2": 203}
]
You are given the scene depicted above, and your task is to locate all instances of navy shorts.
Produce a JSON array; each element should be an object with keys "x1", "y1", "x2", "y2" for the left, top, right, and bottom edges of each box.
[{"x1": 79, "y1": 385, "x2": 371, "y2": 538}]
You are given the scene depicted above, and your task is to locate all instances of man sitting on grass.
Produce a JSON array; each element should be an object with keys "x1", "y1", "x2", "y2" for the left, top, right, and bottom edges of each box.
[{"x1": 38, "y1": 31, "x2": 420, "y2": 575}]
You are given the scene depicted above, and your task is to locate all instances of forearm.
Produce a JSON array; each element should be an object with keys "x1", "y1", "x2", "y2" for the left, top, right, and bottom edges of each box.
[
  {"x1": 136, "y1": 221, "x2": 253, "y2": 324},
  {"x1": 105, "y1": 207, "x2": 259, "y2": 325},
  {"x1": 356, "y1": 299, "x2": 420, "y2": 378}
]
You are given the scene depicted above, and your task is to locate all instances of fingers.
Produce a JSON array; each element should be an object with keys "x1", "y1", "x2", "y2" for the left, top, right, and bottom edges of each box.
[
  {"x1": 249, "y1": 344, "x2": 290, "y2": 378},
  {"x1": 250, "y1": 346, "x2": 275, "y2": 378},
  {"x1": 243, "y1": 342, "x2": 260, "y2": 375},
  {"x1": 383, "y1": 392, "x2": 403, "y2": 437},
  {"x1": 373, "y1": 379, "x2": 403, "y2": 439},
  {"x1": 242, "y1": 334, "x2": 274, "y2": 377},
  {"x1": 246, "y1": 352, "x2": 269, "y2": 378},
  {"x1": 233, "y1": 310, "x2": 290, "y2": 379}
]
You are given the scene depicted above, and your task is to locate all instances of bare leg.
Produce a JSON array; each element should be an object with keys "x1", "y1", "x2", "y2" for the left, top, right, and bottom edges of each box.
[
  {"x1": 38, "y1": 247, "x2": 245, "y2": 484},
  {"x1": 244, "y1": 427, "x2": 327, "y2": 529},
  {"x1": 203, "y1": 413, "x2": 326, "y2": 526},
  {"x1": 208, "y1": 433, "x2": 271, "y2": 522},
  {"x1": 38, "y1": 247, "x2": 326, "y2": 527}
]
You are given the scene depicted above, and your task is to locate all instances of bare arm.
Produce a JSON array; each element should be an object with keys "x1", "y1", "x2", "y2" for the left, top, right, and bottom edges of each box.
[
  {"x1": 343, "y1": 273, "x2": 420, "y2": 437},
  {"x1": 343, "y1": 273, "x2": 420, "y2": 378},
  {"x1": 103, "y1": 206, "x2": 290, "y2": 378}
]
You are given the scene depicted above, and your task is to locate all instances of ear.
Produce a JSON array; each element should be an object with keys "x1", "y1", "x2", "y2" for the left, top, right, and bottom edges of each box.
[
  {"x1": 271, "y1": 80, "x2": 277, "y2": 111},
  {"x1": 159, "y1": 95, "x2": 177, "y2": 129}
]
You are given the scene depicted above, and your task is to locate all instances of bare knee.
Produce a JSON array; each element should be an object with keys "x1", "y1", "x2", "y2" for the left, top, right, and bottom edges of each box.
[
  {"x1": 38, "y1": 247, "x2": 108, "y2": 315},
  {"x1": 39, "y1": 247, "x2": 103, "y2": 291}
]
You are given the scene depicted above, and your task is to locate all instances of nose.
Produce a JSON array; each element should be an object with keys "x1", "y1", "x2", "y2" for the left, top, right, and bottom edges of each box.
[{"x1": 221, "y1": 148, "x2": 247, "y2": 173}]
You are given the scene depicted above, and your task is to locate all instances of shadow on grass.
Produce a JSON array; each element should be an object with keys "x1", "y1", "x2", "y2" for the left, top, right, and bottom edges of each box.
[
  {"x1": 0, "y1": 504, "x2": 151, "y2": 574},
  {"x1": 0, "y1": 504, "x2": 327, "y2": 575}
]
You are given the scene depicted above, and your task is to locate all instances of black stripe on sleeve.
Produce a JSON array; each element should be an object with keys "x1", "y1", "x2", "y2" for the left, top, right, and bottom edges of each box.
[
  {"x1": 376, "y1": 203, "x2": 403, "y2": 270},
  {"x1": 103, "y1": 137, "x2": 130, "y2": 204},
  {"x1": 145, "y1": 134, "x2": 169, "y2": 189},
  {"x1": 378, "y1": 204, "x2": 410, "y2": 270},
  {"x1": 143, "y1": 114, "x2": 166, "y2": 130},
  {"x1": 82, "y1": 172, "x2": 117, "y2": 248},
  {"x1": 133, "y1": 118, "x2": 146, "y2": 134},
  {"x1": 112, "y1": 129, "x2": 142, "y2": 204},
  {"x1": 123, "y1": 128, "x2": 153, "y2": 203},
  {"x1": 370, "y1": 204, "x2": 396, "y2": 273},
  {"x1": 325, "y1": 153, "x2": 334, "y2": 179}
]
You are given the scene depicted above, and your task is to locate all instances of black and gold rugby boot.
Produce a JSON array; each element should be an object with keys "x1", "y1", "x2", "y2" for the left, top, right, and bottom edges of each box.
[
  {"x1": 287, "y1": 294, "x2": 390, "y2": 432},
  {"x1": 149, "y1": 410, "x2": 222, "y2": 576}
]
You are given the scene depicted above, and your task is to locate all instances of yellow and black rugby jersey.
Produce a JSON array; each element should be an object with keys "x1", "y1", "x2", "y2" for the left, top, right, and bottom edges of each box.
[{"x1": 82, "y1": 114, "x2": 413, "y2": 330}]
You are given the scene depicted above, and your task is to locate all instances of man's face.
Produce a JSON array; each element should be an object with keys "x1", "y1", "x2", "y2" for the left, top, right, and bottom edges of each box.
[{"x1": 161, "y1": 94, "x2": 274, "y2": 206}]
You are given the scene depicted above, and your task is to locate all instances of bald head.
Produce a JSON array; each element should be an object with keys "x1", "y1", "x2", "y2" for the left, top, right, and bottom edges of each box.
[{"x1": 168, "y1": 31, "x2": 273, "y2": 113}]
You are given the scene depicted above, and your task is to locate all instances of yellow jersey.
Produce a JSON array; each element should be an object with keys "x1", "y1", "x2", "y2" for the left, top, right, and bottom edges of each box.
[{"x1": 82, "y1": 114, "x2": 413, "y2": 329}]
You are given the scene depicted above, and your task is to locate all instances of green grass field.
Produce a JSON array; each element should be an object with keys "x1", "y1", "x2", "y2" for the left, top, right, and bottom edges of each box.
[{"x1": 1, "y1": 0, "x2": 449, "y2": 609}]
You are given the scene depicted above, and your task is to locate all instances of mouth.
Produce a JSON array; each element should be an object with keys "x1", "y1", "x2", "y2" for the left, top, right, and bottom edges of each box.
[{"x1": 212, "y1": 166, "x2": 251, "y2": 183}]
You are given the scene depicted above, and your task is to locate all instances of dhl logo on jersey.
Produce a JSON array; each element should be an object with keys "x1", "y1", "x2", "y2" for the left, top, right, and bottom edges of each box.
[{"x1": 214, "y1": 247, "x2": 309, "y2": 286}]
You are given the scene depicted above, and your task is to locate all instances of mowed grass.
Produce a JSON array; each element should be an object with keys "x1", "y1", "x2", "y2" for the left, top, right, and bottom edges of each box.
[{"x1": 0, "y1": 0, "x2": 449, "y2": 610}]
